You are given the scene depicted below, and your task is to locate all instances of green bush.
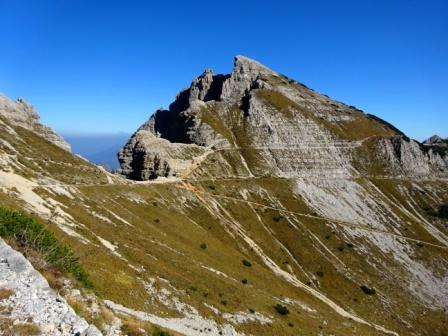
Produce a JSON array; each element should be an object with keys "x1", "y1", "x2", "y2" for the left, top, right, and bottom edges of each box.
[
  {"x1": 424, "y1": 204, "x2": 448, "y2": 219},
  {"x1": 360, "y1": 285, "x2": 376, "y2": 295},
  {"x1": 272, "y1": 215, "x2": 284, "y2": 222},
  {"x1": 438, "y1": 205, "x2": 448, "y2": 219},
  {"x1": 274, "y1": 304, "x2": 290, "y2": 315},
  {"x1": 200, "y1": 243, "x2": 207, "y2": 250},
  {"x1": 152, "y1": 326, "x2": 172, "y2": 336},
  {"x1": 0, "y1": 208, "x2": 93, "y2": 289},
  {"x1": 242, "y1": 259, "x2": 252, "y2": 267}
]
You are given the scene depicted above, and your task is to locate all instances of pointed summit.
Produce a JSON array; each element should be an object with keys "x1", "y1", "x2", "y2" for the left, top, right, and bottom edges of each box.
[
  {"x1": 233, "y1": 55, "x2": 273, "y2": 74},
  {"x1": 221, "y1": 55, "x2": 276, "y2": 101}
]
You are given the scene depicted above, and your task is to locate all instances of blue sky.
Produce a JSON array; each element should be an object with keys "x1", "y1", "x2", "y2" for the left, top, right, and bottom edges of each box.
[{"x1": 0, "y1": 0, "x2": 446, "y2": 140}]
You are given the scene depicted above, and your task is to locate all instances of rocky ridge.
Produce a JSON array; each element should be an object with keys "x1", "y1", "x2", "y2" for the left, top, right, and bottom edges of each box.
[
  {"x1": 0, "y1": 94, "x2": 71, "y2": 152},
  {"x1": 118, "y1": 56, "x2": 447, "y2": 180}
]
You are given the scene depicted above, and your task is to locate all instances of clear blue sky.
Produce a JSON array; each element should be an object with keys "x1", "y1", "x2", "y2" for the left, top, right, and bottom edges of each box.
[{"x1": 0, "y1": 0, "x2": 446, "y2": 140}]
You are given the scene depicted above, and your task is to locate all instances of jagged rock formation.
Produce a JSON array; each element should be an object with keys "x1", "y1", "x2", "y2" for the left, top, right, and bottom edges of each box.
[
  {"x1": 0, "y1": 94, "x2": 71, "y2": 152},
  {"x1": 119, "y1": 56, "x2": 447, "y2": 180},
  {"x1": 377, "y1": 136, "x2": 448, "y2": 176}
]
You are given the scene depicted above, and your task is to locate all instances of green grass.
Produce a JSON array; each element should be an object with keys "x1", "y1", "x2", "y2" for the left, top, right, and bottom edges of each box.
[{"x1": 0, "y1": 208, "x2": 93, "y2": 289}]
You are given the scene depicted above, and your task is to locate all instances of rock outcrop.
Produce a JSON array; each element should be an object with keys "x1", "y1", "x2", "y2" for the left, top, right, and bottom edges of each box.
[
  {"x1": 0, "y1": 94, "x2": 71, "y2": 152},
  {"x1": 0, "y1": 238, "x2": 100, "y2": 336},
  {"x1": 377, "y1": 136, "x2": 447, "y2": 177},
  {"x1": 119, "y1": 56, "x2": 448, "y2": 180}
]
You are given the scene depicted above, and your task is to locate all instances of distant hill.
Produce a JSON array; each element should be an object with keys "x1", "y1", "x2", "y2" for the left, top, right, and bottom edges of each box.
[{"x1": 62, "y1": 133, "x2": 130, "y2": 170}]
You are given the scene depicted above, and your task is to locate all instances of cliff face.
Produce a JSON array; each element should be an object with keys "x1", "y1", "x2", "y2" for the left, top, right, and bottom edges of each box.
[
  {"x1": 0, "y1": 94, "x2": 71, "y2": 152},
  {"x1": 118, "y1": 56, "x2": 447, "y2": 180}
]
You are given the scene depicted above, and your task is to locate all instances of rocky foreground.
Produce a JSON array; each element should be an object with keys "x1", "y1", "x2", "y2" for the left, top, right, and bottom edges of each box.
[{"x1": 0, "y1": 238, "x2": 99, "y2": 335}]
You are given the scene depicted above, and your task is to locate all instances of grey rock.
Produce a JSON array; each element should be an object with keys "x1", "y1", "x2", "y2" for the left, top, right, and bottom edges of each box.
[
  {"x1": 80, "y1": 325, "x2": 102, "y2": 336},
  {"x1": 0, "y1": 238, "x2": 98, "y2": 336},
  {"x1": 119, "y1": 56, "x2": 448, "y2": 180},
  {"x1": 0, "y1": 94, "x2": 71, "y2": 152}
]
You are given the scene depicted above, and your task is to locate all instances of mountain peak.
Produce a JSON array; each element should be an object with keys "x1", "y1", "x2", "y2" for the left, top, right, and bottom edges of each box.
[
  {"x1": 423, "y1": 134, "x2": 446, "y2": 145},
  {"x1": 234, "y1": 55, "x2": 272, "y2": 73},
  {"x1": 118, "y1": 57, "x2": 448, "y2": 181}
]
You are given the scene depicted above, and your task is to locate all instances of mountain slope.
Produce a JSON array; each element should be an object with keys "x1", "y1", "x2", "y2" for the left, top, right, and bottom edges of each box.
[
  {"x1": 118, "y1": 56, "x2": 447, "y2": 181},
  {"x1": 0, "y1": 58, "x2": 447, "y2": 336}
]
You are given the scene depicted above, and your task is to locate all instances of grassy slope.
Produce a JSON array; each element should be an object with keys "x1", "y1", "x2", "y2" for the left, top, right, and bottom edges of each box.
[{"x1": 0, "y1": 101, "x2": 447, "y2": 336}]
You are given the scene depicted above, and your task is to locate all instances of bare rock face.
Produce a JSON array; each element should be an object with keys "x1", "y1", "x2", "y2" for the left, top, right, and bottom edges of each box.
[
  {"x1": 0, "y1": 94, "x2": 71, "y2": 152},
  {"x1": 118, "y1": 130, "x2": 209, "y2": 180},
  {"x1": 0, "y1": 238, "x2": 100, "y2": 336},
  {"x1": 119, "y1": 56, "x2": 448, "y2": 180},
  {"x1": 377, "y1": 137, "x2": 433, "y2": 176}
]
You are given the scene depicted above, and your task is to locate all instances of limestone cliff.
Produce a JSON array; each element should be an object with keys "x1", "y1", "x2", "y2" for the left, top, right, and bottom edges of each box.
[{"x1": 119, "y1": 56, "x2": 447, "y2": 180}]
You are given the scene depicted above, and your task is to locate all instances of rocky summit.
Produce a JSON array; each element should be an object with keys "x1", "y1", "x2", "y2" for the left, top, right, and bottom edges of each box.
[
  {"x1": 0, "y1": 56, "x2": 447, "y2": 336},
  {"x1": 118, "y1": 56, "x2": 447, "y2": 181}
]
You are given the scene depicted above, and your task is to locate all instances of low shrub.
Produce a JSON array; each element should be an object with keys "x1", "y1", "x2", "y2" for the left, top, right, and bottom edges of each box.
[
  {"x1": 438, "y1": 205, "x2": 448, "y2": 219},
  {"x1": 242, "y1": 259, "x2": 252, "y2": 267},
  {"x1": 424, "y1": 204, "x2": 448, "y2": 219},
  {"x1": 0, "y1": 208, "x2": 93, "y2": 289},
  {"x1": 152, "y1": 326, "x2": 172, "y2": 336},
  {"x1": 272, "y1": 215, "x2": 284, "y2": 222},
  {"x1": 360, "y1": 285, "x2": 376, "y2": 295},
  {"x1": 274, "y1": 303, "x2": 290, "y2": 315}
]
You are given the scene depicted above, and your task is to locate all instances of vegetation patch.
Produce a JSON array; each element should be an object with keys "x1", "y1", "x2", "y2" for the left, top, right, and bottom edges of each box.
[
  {"x1": 274, "y1": 303, "x2": 290, "y2": 315},
  {"x1": 12, "y1": 322, "x2": 41, "y2": 336},
  {"x1": 0, "y1": 288, "x2": 14, "y2": 300},
  {"x1": 272, "y1": 215, "x2": 284, "y2": 222},
  {"x1": 242, "y1": 259, "x2": 252, "y2": 267},
  {"x1": 0, "y1": 208, "x2": 93, "y2": 289},
  {"x1": 424, "y1": 204, "x2": 448, "y2": 219},
  {"x1": 360, "y1": 285, "x2": 376, "y2": 295},
  {"x1": 120, "y1": 316, "x2": 173, "y2": 336}
]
